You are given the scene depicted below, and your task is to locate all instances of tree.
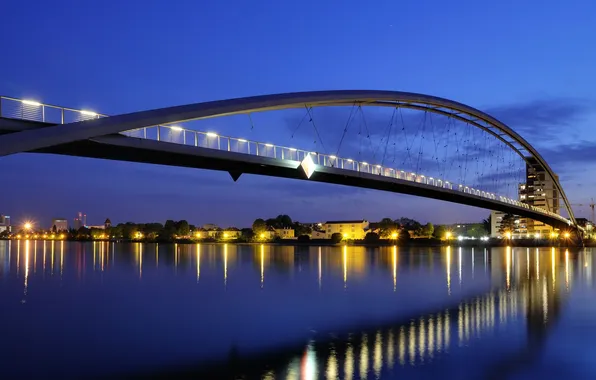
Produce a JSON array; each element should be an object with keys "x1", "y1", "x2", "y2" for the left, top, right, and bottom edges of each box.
[
  {"x1": 422, "y1": 222, "x2": 434, "y2": 238},
  {"x1": 51, "y1": 225, "x2": 57, "y2": 234},
  {"x1": 397, "y1": 217, "x2": 422, "y2": 232},
  {"x1": 364, "y1": 232, "x2": 380, "y2": 243},
  {"x1": 176, "y1": 220, "x2": 190, "y2": 236},
  {"x1": 468, "y1": 225, "x2": 485, "y2": 238},
  {"x1": 498, "y1": 214, "x2": 516, "y2": 235},
  {"x1": 379, "y1": 218, "x2": 398, "y2": 238},
  {"x1": 433, "y1": 225, "x2": 447, "y2": 239},
  {"x1": 294, "y1": 222, "x2": 312, "y2": 236},
  {"x1": 297, "y1": 235, "x2": 310, "y2": 242},
  {"x1": 330, "y1": 232, "x2": 343, "y2": 244},
  {"x1": 240, "y1": 228, "x2": 255, "y2": 242},
  {"x1": 483, "y1": 215, "x2": 491, "y2": 234},
  {"x1": 252, "y1": 219, "x2": 267, "y2": 235}
]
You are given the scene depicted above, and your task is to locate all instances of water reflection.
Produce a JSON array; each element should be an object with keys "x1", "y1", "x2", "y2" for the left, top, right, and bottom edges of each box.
[{"x1": 0, "y1": 241, "x2": 594, "y2": 379}]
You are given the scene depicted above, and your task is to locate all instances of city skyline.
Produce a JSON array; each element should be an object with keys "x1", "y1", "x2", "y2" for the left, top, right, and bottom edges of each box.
[{"x1": 2, "y1": 1, "x2": 596, "y2": 227}]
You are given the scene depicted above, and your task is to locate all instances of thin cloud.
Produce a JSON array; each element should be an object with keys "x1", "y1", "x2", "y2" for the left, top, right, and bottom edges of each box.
[{"x1": 485, "y1": 97, "x2": 595, "y2": 143}]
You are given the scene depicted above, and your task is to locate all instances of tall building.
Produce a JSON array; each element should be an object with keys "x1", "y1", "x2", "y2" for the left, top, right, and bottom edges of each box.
[
  {"x1": 51, "y1": 218, "x2": 68, "y2": 232},
  {"x1": 74, "y1": 212, "x2": 87, "y2": 229},
  {"x1": 490, "y1": 157, "x2": 560, "y2": 238},
  {"x1": 519, "y1": 157, "x2": 560, "y2": 236},
  {"x1": 0, "y1": 215, "x2": 10, "y2": 233}
]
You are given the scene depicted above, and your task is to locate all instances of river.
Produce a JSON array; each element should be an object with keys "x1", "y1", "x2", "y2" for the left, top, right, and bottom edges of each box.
[{"x1": 0, "y1": 241, "x2": 595, "y2": 379}]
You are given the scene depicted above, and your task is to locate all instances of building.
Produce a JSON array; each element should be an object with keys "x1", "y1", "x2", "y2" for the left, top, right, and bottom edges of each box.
[
  {"x1": 51, "y1": 218, "x2": 68, "y2": 232},
  {"x1": 519, "y1": 158, "x2": 560, "y2": 236},
  {"x1": 0, "y1": 215, "x2": 10, "y2": 233},
  {"x1": 104, "y1": 218, "x2": 112, "y2": 229},
  {"x1": 74, "y1": 212, "x2": 87, "y2": 229},
  {"x1": 323, "y1": 220, "x2": 369, "y2": 239},
  {"x1": 490, "y1": 211, "x2": 527, "y2": 238},
  {"x1": 310, "y1": 230, "x2": 326, "y2": 239},
  {"x1": 86, "y1": 225, "x2": 105, "y2": 230},
  {"x1": 274, "y1": 228, "x2": 295, "y2": 239},
  {"x1": 491, "y1": 158, "x2": 561, "y2": 238}
]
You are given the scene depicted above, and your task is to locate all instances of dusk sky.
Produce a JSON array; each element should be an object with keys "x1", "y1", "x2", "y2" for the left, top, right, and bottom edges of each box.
[{"x1": 1, "y1": 0, "x2": 596, "y2": 228}]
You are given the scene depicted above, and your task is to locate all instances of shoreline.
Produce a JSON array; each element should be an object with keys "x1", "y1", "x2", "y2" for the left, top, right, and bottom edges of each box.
[{"x1": 0, "y1": 237, "x2": 587, "y2": 248}]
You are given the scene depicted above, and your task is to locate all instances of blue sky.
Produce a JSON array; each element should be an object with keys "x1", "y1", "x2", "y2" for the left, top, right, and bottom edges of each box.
[{"x1": 1, "y1": 0, "x2": 596, "y2": 228}]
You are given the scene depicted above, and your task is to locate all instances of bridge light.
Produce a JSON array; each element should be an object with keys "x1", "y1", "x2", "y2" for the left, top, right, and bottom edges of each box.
[
  {"x1": 376, "y1": 165, "x2": 382, "y2": 168},
  {"x1": 265, "y1": 143, "x2": 273, "y2": 147},
  {"x1": 238, "y1": 139, "x2": 247, "y2": 142},
  {"x1": 347, "y1": 158, "x2": 353, "y2": 162},
  {"x1": 564, "y1": 232, "x2": 570, "y2": 239},
  {"x1": 21, "y1": 99, "x2": 41, "y2": 106},
  {"x1": 329, "y1": 155, "x2": 337, "y2": 159},
  {"x1": 206, "y1": 132, "x2": 218, "y2": 138},
  {"x1": 300, "y1": 153, "x2": 317, "y2": 179},
  {"x1": 361, "y1": 162, "x2": 368, "y2": 165},
  {"x1": 81, "y1": 110, "x2": 97, "y2": 117},
  {"x1": 289, "y1": 148, "x2": 297, "y2": 151},
  {"x1": 169, "y1": 125, "x2": 183, "y2": 131}
]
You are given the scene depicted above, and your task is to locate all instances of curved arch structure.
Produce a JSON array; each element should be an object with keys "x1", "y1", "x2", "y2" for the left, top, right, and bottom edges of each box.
[{"x1": 0, "y1": 90, "x2": 577, "y2": 227}]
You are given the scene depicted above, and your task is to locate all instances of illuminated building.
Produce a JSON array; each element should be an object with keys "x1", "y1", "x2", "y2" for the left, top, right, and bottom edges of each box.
[
  {"x1": 519, "y1": 157, "x2": 560, "y2": 236},
  {"x1": 323, "y1": 220, "x2": 369, "y2": 239},
  {"x1": 51, "y1": 218, "x2": 68, "y2": 232}
]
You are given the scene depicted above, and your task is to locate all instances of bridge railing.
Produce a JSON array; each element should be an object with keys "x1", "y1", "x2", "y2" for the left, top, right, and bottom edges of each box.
[
  {"x1": 122, "y1": 125, "x2": 568, "y2": 224},
  {"x1": 0, "y1": 95, "x2": 568, "y2": 225},
  {"x1": 0, "y1": 96, "x2": 105, "y2": 124}
]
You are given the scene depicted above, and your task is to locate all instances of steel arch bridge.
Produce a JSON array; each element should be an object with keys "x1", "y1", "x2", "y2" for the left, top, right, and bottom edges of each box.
[{"x1": 0, "y1": 90, "x2": 578, "y2": 231}]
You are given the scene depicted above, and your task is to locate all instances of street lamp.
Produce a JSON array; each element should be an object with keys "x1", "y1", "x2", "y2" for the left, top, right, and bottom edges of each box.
[
  {"x1": 445, "y1": 231, "x2": 452, "y2": 241},
  {"x1": 391, "y1": 231, "x2": 398, "y2": 240},
  {"x1": 23, "y1": 222, "x2": 32, "y2": 231}
]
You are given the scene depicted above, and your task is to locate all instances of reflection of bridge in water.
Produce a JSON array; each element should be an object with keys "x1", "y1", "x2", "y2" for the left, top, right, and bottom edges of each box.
[
  {"x1": 0, "y1": 241, "x2": 593, "y2": 379},
  {"x1": 153, "y1": 247, "x2": 588, "y2": 380}
]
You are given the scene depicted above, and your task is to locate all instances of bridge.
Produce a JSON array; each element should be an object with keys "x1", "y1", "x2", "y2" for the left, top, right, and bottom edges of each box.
[{"x1": 0, "y1": 91, "x2": 578, "y2": 232}]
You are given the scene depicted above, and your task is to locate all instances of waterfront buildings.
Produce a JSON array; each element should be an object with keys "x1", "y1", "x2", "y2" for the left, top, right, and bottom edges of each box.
[{"x1": 51, "y1": 218, "x2": 68, "y2": 232}]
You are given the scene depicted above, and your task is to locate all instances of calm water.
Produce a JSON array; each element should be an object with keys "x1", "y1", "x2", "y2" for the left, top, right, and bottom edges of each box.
[{"x1": 1, "y1": 241, "x2": 596, "y2": 379}]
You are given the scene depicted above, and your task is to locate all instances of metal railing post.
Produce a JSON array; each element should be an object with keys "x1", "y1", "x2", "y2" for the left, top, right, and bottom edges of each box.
[
  {"x1": 227, "y1": 138, "x2": 231, "y2": 152},
  {"x1": 256, "y1": 144, "x2": 259, "y2": 156},
  {"x1": 183, "y1": 131, "x2": 186, "y2": 145},
  {"x1": 61, "y1": 108, "x2": 64, "y2": 124},
  {"x1": 157, "y1": 126, "x2": 161, "y2": 141},
  {"x1": 194, "y1": 132, "x2": 198, "y2": 146}
]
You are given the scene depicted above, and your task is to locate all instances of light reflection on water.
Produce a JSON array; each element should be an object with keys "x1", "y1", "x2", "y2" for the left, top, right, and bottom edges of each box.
[{"x1": 0, "y1": 241, "x2": 594, "y2": 379}]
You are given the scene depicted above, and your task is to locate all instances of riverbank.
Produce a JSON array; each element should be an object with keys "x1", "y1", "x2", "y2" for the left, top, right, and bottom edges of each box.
[{"x1": 1, "y1": 237, "x2": 589, "y2": 247}]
